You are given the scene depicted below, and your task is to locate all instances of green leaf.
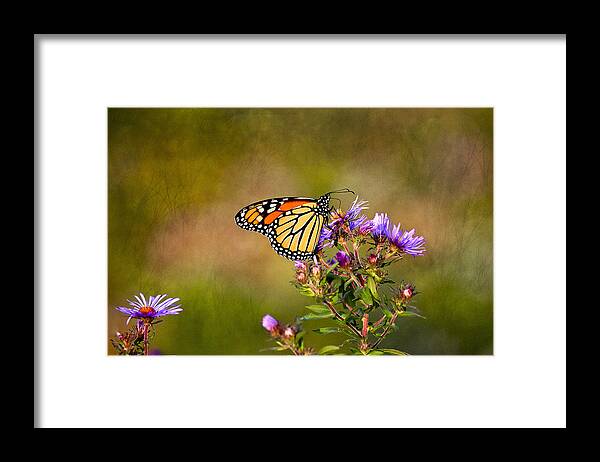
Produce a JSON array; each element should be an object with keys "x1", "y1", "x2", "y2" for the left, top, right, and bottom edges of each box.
[
  {"x1": 355, "y1": 287, "x2": 373, "y2": 306},
  {"x1": 379, "y1": 348, "x2": 409, "y2": 355},
  {"x1": 318, "y1": 345, "x2": 340, "y2": 355},
  {"x1": 298, "y1": 312, "x2": 334, "y2": 321},
  {"x1": 341, "y1": 290, "x2": 355, "y2": 304},
  {"x1": 367, "y1": 276, "x2": 380, "y2": 300},
  {"x1": 405, "y1": 306, "x2": 426, "y2": 318},
  {"x1": 324, "y1": 262, "x2": 339, "y2": 277},
  {"x1": 298, "y1": 286, "x2": 315, "y2": 297},
  {"x1": 382, "y1": 308, "x2": 394, "y2": 319},
  {"x1": 365, "y1": 268, "x2": 377, "y2": 278},
  {"x1": 259, "y1": 346, "x2": 289, "y2": 352},
  {"x1": 305, "y1": 304, "x2": 331, "y2": 314},
  {"x1": 342, "y1": 308, "x2": 354, "y2": 321},
  {"x1": 330, "y1": 277, "x2": 342, "y2": 291},
  {"x1": 367, "y1": 350, "x2": 384, "y2": 355},
  {"x1": 398, "y1": 311, "x2": 426, "y2": 319},
  {"x1": 313, "y1": 327, "x2": 342, "y2": 335}
]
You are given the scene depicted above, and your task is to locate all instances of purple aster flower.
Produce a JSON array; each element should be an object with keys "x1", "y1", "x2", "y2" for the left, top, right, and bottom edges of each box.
[
  {"x1": 344, "y1": 197, "x2": 369, "y2": 226},
  {"x1": 334, "y1": 251, "x2": 352, "y2": 268},
  {"x1": 388, "y1": 224, "x2": 426, "y2": 256},
  {"x1": 316, "y1": 225, "x2": 334, "y2": 252},
  {"x1": 319, "y1": 197, "x2": 370, "y2": 246},
  {"x1": 348, "y1": 214, "x2": 372, "y2": 233},
  {"x1": 355, "y1": 217, "x2": 374, "y2": 236},
  {"x1": 262, "y1": 314, "x2": 280, "y2": 332},
  {"x1": 332, "y1": 197, "x2": 369, "y2": 230},
  {"x1": 115, "y1": 292, "x2": 183, "y2": 324},
  {"x1": 371, "y1": 213, "x2": 391, "y2": 241}
]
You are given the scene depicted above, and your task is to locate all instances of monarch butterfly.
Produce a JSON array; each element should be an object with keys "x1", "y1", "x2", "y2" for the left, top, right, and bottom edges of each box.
[{"x1": 235, "y1": 189, "x2": 354, "y2": 261}]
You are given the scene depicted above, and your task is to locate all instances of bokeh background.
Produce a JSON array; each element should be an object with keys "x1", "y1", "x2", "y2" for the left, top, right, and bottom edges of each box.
[{"x1": 108, "y1": 108, "x2": 493, "y2": 355}]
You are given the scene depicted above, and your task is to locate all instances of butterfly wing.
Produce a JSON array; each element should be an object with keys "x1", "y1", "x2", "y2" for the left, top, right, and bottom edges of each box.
[
  {"x1": 235, "y1": 196, "x2": 327, "y2": 260},
  {"x1": 269, "y1": 207, "x2": 325, "y2": 260}
]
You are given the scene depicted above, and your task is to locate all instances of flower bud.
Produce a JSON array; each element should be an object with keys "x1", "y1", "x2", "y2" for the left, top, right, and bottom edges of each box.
[
  {"x1": 393, "y1": 283, "x2": 416, "y2": 309},
  {"x1": 296, "y1": 272, "x2": 307, "y2": 284},
  {"x1": 311, "y1": 265, "x2": 321, "y2": 278},
  {"x1": 283, "y1": 325, "x2": 298, "y2": 338},
  {"x1": 367, "y1": 254, "x2": 378, "y2": 265},
  {"x1": 361, "y1": 314, "x2": 369, "y2": 338},
  {"x1": 294, "y1": 261, "x2": 307, "y2": 272},
  {"x1": 262, "y1": 314, "x2": 280, "y2": 333},
  {"x1": 335, "y1": 251, "x2": 351, "y2": 268},
  {"x1": 400, "y1": 282, "x2": 415, "y2": 301}
]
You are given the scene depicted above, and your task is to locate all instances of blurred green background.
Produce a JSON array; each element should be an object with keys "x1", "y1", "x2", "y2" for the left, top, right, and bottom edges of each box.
[{"x1": 108, "y1": 108, "x2": 493, "y2": 355}]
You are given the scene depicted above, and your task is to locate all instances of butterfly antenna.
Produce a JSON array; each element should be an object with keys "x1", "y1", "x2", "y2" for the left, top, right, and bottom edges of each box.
[
  {"x1": 330, "y1": 197, "x2": 342, "y2": 210},
  {"x1": 325, "y1": 188, "x2": 355, "y2": 196}
]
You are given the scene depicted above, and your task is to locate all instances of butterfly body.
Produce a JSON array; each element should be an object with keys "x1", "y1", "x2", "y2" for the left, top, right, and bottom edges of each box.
[{"x1": 235, "y1": 194, "x2": 331, "y2": 261}]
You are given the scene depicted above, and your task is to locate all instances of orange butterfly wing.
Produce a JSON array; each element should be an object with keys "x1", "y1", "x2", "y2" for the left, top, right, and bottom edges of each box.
[{"x1": 235, "y1": 197, "x2": 315, "y2": 231}]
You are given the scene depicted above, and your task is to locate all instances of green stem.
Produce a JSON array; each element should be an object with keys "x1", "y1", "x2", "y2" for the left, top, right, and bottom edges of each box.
[
  {"x1": 143, "y1": 321, "x2": 149, "y2": 356},
  {"x1": 373, "y1": 314, "x2": 387, "y2": 328},
  {"x1": 369, "y1": 311, "x2": 398, "y2": 351},
  {"x1": 352, "y1": 242, "x2": 363, "y2": 269},
  {"x1": 349, "y1": 272, "x2": 363, "y2": 288},
  {"x1": 323, "y1": 300, "x2": 362, "y2": 338}
]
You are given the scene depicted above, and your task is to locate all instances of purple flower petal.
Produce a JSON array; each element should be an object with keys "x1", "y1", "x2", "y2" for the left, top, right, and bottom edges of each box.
[
  {"x1": 115, "y1": 292, "x2": 183, "y2": 321},
  {"x1": 317, "y1": 197, "x2": 369, "y2": 248},
  {"x1": 388, "y1": 224, "x2": 426, "y2": 256},
  {"x1": 155, "y1": 297, "x2": 179, "y2": 310},
  {"x1": 335, "y1": 251, "x2": 351, "y2": 267},
  {"x1": 152, "y1": 294, "x2": 167, "y2": 308},
  {"x1": 371, "y1": 213, "x2": 391, "y2": 241},
  {"x1": 262, "y1": 314, "x2": 279, "y2": 332}
]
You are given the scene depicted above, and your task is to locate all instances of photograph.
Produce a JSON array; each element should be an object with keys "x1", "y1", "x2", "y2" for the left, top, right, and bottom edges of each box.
[
  {"x1": 108, "y1": 107, "x2": 493, "y2": 356},
  {"x1": 36, "y1": 35, "x2": 565, "y2": 428}
]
